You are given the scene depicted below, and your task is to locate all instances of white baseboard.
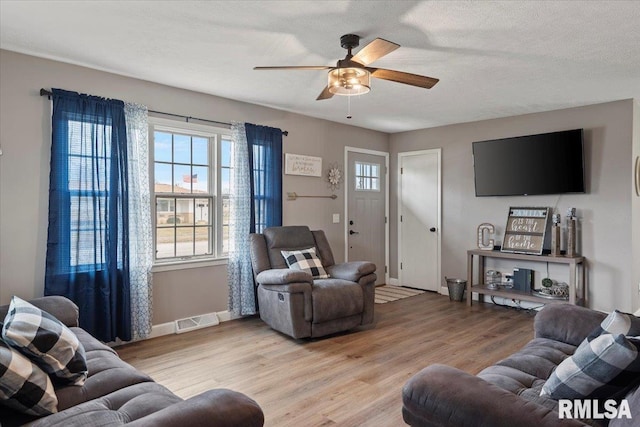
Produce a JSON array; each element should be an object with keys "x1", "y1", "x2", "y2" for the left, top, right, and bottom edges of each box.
[
  {"x1": 147, "y1": 310, "x2": 237, "y2": 340},
  {"x1": 148, "y1": 322, "x2": 175, "y2": 339},
  {"x1": 216, "y1": 310, "x2": 242, "y2": 322},
  {"x1": 387, "y1": 278, "x2": 447, "y2": 295}
]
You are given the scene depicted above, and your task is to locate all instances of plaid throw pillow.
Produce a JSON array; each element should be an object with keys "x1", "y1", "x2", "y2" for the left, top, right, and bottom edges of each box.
[
  {"x1": 281, "y1": 247, "x2": 330, "y2": 279},
  {"x1": 0, "y1": 339, "x2": 58, "y2": 416},
  {"x1": 541, "y1": 310, "x2": 640, "y2": 399},
  {"x1": 2, "y1": 297, "x2": 87, "y2": 386},
  {"x1": 585, "y1": 309, "x2": 640, "y2": 339}
]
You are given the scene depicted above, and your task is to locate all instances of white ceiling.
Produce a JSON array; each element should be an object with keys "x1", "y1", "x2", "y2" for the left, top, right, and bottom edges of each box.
[{"x1": 1, "y1": 1, "x2": 639, "y2": 133}]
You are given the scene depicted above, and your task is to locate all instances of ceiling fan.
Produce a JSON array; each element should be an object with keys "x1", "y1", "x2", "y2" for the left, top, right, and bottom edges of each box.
[{"x1": 254, "y1": 34, "x2": 439, "y2": 101}]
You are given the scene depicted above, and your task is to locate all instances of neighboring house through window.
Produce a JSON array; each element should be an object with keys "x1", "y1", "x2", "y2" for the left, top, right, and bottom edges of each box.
[{"x1": 150, "y1": 119, "x2": 232, "y2": 263}]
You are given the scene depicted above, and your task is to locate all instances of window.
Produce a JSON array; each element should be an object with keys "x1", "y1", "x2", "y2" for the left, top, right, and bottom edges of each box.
[
  {"x1": 68, "y1": 118, "x2": 113, "y2": 268},
  {"x1": 151, "y1": 120, "x2": 232, "y2": 262},
  {"x1": 220, "y1": 138, "x2": 233, "y2": 253},
  {"x1": 156, "y1": 199, "x2": 175, "y2": 213},
  {"x1": 355, "y1": 161, "x2": 380, "y2": 191}
]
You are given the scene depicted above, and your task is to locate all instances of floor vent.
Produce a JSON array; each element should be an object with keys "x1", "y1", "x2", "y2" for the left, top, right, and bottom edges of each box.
[{"x1": 175, "y1": 313, "x2": 219, "y2": 334}]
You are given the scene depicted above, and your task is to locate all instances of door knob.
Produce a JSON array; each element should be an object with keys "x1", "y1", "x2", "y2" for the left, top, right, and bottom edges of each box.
[
  {"x1": 349, "y1": 220, "x2": 354, "y2": 225},
  {"x1": 349, "y1": 230, "x2": 359, "y2": 235},
  {"x1": 430, "y1": 227, "x2": 437, "y2": 232}
]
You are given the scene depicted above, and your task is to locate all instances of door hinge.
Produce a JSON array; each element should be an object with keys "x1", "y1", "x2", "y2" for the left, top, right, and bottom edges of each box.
[
  {"x1": 401, "y1": 167, "x2": 403, "y2": 174},
  {"x1": 385, "y1": 266, "x2": 388, "y2": 273},
  {"x1": 400, "y1": 215, "x2": 403, "y2": 222},
  {"x1": 400, "y1": 262, "x2": 403, "y2": 270},
  {"x1": 385, "y1": 216, "x2": 387, "y2": 224}
]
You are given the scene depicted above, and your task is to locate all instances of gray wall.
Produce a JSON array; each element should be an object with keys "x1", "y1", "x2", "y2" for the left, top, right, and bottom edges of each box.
[
  {"x1": 1, "y1": 49, "x2": 637, "y2": 324},
  {"x1": 390, "y1": 100, "x2": 637, "y2": 313},
  {"x1": 0, "y1": 50, "x2": 388, "y2": 323}
]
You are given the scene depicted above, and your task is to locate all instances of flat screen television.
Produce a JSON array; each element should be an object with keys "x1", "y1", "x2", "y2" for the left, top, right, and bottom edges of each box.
[{"x1": 472, "y1": 129, "x2": 585, "y2": 197}]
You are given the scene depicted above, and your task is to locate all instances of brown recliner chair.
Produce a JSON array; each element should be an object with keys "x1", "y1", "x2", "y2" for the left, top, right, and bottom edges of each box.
[{"x1": 249, "y1": 225, "x2": 376, "y2": 339}]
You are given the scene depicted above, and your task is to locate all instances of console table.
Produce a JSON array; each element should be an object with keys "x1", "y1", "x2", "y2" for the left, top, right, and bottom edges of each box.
[{"x1": 466, "y1": 249, "x2": 585, "y2": 306}]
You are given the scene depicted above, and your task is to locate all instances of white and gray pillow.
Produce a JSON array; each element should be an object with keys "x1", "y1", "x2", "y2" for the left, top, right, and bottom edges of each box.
[
  {"x1": 2, "y1": 296, "x2": 87, "y2": 386},
  {"x1": 0, "y1": 338, "x2": 58, "y2": 416},
  {"x1": 585, "y1": 309, "x2": 640, "y2": 339},
  {"x1": 281, "y1": 247, "x2": 330, "y2": 279},
  {"x1": 541, "y1": 309, "x2": 640, "y2": 400}
]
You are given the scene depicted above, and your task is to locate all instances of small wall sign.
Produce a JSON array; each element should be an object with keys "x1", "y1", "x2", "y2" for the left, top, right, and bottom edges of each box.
[
  {"x1": 284, "y1": 153, "x2": 322, "y2": 177},
  {"x1": 501, "y1": 207, "x2": 549, "y2": 255}
]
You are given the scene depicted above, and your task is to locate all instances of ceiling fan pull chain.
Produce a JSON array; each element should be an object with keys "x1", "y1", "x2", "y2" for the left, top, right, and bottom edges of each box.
[{"x1": 347, "y1": 94, "x2": 352, "y2": 119}]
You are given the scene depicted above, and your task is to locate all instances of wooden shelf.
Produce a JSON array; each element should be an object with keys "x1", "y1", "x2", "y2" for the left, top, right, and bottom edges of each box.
[
  {"x1": 466, "y1": 249, "x2": 583, "y2": 264},
  {"x1": 467, "y1": 249, "x2": 586, "y2": 306},
  {"x1": 470, "y1": 284, "x2": 571, "y2": 305}
]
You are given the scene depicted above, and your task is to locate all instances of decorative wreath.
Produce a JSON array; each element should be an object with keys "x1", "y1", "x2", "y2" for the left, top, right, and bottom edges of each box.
[{"x1": 326, "y1": 163, "x2": 343, "y2": 190}]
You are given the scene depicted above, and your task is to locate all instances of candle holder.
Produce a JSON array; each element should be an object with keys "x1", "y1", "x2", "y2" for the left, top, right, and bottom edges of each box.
[
  {"x1": 565, "y1": 208, "x2": 577, "y2": 257},
  {"x1": 551, "y1": 213, "x2": 561, "y2": 256}
]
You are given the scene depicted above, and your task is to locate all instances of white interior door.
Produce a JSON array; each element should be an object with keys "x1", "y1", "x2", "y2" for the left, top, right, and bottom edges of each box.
[
  {"x1": 399, "y1": 149, "x2": 441, "y2": 291},
  {"x1": 346, "y1": 148, "x2": 388, "y2": 285}
]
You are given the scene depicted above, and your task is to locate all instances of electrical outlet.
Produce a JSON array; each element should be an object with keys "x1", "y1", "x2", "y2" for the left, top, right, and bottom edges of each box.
[{"x1": 332, "y1": 213, "x2": 340, "y2": 224}]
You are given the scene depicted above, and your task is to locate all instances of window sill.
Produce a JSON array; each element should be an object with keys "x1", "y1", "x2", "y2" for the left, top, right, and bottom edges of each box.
[{"x1": 152, "y1": 257, "x2": 228, "y2": 273}]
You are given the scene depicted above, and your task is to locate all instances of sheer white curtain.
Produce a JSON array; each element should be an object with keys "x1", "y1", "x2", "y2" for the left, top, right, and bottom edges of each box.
[
  {"x1": 124, "y1": 102, "x2": 153, "y2": 339},
  {"x1": 228, "y1": 122, "x2": 257, "y2": 315}
]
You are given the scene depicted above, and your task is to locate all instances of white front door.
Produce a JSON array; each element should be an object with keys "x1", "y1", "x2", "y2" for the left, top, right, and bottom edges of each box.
[
  {"x1": 346, "y1": 148, "x2": 388, "y2": 285},
  {"x1": 399, "y1": 149, "x2": 441, "y2": 291}
]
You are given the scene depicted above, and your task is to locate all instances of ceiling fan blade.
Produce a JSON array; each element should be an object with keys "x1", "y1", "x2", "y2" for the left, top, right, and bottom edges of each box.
[
  {"x1": 352, "y1": 38, "x2": 400, "y2": 66},
  {"x1": 316, "y1": 86, "x2": 334, "y2": 101},
  {"x1": 254, "y1": 66, "x2": 332, "y2": 70},
  {"x1": 367, "y1": 67, "x2": 439, "y2": 89}
]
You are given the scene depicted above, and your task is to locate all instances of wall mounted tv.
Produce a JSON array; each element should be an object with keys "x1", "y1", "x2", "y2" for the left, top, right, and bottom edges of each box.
[{"x1": 472, "y1": 129, "x2": 585, "y2": 197}]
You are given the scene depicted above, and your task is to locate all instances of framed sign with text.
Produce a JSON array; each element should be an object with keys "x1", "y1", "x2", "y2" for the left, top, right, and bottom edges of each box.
[
  {"x1": 501, "y1": 207, "x2": 550, "y2": 255},
  {"x1": 284, "y1": 153, "x2": 322, "y2": 177}
]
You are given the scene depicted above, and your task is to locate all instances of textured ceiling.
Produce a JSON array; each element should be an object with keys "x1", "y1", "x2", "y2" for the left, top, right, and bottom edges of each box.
[{"x1": 1, "y1": 1, "x2": 640, "y2": 133}]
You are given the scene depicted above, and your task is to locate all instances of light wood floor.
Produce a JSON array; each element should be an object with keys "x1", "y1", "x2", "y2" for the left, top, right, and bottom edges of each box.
[{"x1": 117, "y1": 292, "x2": 536, "y2": 426}]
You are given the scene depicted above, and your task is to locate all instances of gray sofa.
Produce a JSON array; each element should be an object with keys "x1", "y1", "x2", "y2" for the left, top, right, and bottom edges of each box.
[
  {"x1": 402, "y1": 304, "x2": 640, "y2": 427},
  {"x1": 249, "y1": 225, "x2": 376, "y2": 339},
  {"x1": 0, "y1": 296, "x2": 264, "y2": 427}
]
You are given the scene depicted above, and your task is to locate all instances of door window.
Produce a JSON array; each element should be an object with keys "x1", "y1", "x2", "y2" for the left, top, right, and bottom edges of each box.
[{"x1": 354, "y1": 161, "x2": 380, "y2": 191}]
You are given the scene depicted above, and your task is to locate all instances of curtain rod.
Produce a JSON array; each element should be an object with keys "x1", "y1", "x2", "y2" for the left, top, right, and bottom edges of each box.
[{"x1": 39, "y1": 89, "x2": 288, "y2": 136}]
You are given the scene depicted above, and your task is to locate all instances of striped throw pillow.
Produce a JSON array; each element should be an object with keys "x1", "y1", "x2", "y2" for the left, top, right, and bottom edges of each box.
[
  {"x1": 0, "y1": 339, "x2": 58, "y2": 416},
  {"x1": 281, "y1": 247, "x2": 330, "y2": 279},
  {"x1": 2, "y1": 297, "x2": 87, "y2": 386}
]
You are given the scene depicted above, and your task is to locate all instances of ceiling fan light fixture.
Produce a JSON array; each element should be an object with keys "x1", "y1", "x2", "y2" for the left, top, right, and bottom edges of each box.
[{"x1": 328, "y1": 67, "x2": 370, "y2": 96}]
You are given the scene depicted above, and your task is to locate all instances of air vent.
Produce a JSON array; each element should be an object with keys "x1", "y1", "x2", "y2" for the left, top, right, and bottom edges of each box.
[{"x1": 174, "y1": 313, "x2": 219, "y2": 334}]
